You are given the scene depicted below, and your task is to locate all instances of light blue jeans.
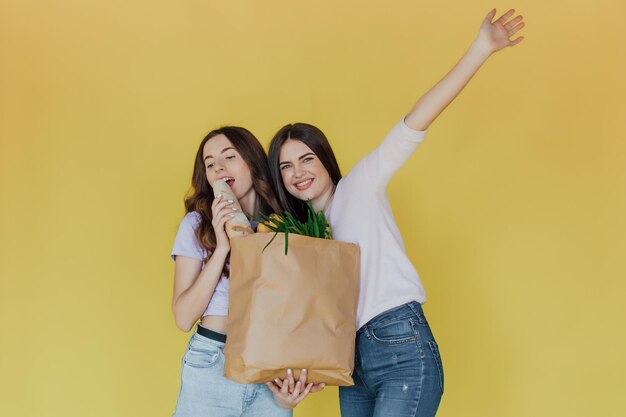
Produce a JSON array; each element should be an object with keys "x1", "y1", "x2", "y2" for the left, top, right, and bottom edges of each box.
[{"x1": 172, "y1": 330, "x2": 292, "y2": 417}]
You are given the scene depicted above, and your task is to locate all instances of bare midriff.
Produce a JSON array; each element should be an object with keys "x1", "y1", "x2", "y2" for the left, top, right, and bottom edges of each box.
[{"x1": 200, "y1": 315, "x2": 228, "y2": 334}]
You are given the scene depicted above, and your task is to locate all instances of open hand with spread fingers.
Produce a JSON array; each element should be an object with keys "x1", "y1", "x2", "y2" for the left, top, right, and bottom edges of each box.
[
  {"x1": 266, "y1": 368, "x2": 326, "y2": 409},
  {"x1": 478, "y1": 8, "x2": 525, "y2": 54}
]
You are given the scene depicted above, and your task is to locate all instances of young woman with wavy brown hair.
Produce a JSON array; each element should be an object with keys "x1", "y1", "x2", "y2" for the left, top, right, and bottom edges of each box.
[{"x1": 170, "y1": 126, "x2": 321, "y2": 416}]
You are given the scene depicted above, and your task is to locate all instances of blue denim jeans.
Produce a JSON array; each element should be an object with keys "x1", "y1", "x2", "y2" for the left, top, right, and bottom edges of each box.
[
  {"x1": 339, "y1": 301, "x2": 444, "y2": 417},
  {"x1": 172, "y1": 329, "x2": 292, "y2": 417}
]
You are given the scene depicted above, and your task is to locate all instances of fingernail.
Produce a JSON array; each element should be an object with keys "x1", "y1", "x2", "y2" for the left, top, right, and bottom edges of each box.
[
  {"x1": 287, "y1": 368, "x2": 292, "y2": 374},
  {"x1": 229, "y1": 214, "x2": 236, "y2": 217},
  {"x1": 227, "y1": 200, "x2": 234, "y2": 203},
  {"x1": 301, "y1": 369, "x2": 307, "y2": 373},
  {"x1": 275, "y1": 378, "x2": 280, "y2": 384},
  {"x1": 231, "y1": 207, "x2": 238, "y2": 211}
]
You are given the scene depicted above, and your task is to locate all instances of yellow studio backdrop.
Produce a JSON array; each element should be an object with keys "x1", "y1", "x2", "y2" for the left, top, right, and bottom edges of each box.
[{"x1": 1, "y1": 0, "x2": 625, "y2": 416}]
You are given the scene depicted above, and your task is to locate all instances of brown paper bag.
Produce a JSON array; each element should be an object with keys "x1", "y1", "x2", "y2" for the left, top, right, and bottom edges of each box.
[{"x1": 224, "y1": 232, "x2": 360, "y2": 386}]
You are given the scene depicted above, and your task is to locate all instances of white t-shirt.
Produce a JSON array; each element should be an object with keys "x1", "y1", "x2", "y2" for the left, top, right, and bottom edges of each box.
[{"x1": 325, "y1": 118, "x2": 427, "y2": 329}]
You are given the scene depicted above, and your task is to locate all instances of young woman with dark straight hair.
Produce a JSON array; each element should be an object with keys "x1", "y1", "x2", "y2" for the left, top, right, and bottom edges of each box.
[{"x1": 267, "y1": 9, "x2": 525, "y2": 417}]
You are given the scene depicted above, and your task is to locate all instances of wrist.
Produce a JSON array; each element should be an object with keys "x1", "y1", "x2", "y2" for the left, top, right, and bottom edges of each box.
[
  {"x1": 470, "y1": 36, "x2": 495, "y2": 59},
  {"x1": 213, "y1": 245, "x2": 230, "y2": 259}
]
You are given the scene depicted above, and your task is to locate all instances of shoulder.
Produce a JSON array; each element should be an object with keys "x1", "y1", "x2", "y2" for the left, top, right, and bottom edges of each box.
[
  {"x1": 181, "y1": 211, "x2": 202, "y2": 228},
  {"x1": 175, "y1": 211, "x2": 204, "y2": 243},
  {"x1": 171, "y1": 211, "x2": 207, "y2": 261}
]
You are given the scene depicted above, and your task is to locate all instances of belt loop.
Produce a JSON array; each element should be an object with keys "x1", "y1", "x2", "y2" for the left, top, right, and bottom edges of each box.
[
  {"x1": 407, "y1": 301, "x2": 425, "y2": 323},
  {"x1": 362, "y1": 325, "x2": 372, "y2": 340}
]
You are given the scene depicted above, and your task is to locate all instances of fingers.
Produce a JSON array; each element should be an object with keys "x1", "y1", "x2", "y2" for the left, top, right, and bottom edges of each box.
[
  {"x1": 504, "y1": 15, "x2": 523, "y2": 30},
  {"x1": 508, "y1": 22, "x2": 525, "y2": 37},
  {"x1": 497, "y1": 9, "x2": 515, "y2": 25},
  {"x1": 287, "y1": 368, "x2": 295, "y2": 393},
  {"x1": 295, "y1": 383, "x2": 314, "y2": 403},
  {"x1": 268, "y1": 373, "x2": 315, "y2": 409},
  {"x1": 211, "y1": 194, "x2": 223, "y2": 211},
  {"x1": 268, "y1": 371, "x2": 326, "y2": 408},
  {"x1": 309, "y1": 382, "x2": 326, "y2": 393},
  {"x1": 292, "y1": 380, "x2": 302, "y2": 398},
  {"x1": 216, "y1": 213, "x2": 230, "y2": 231},
  {"x1": 212, "y1": 197, "x2": 237, "y2": 218},
  {"x1": 266, "y1": 381, "x2": 281, "y2": 395},
  {"x1": 298, "y1": 369, "x2": 308, "y2": 385},
  {"x1": 509, "y1": 36, "x2": 524, "y2": 46},
  {"x1": 485, "y1": 8, "x2": 497, "y2": 22},
  {"x1": 212, "y1": 195, "x2": 238, "y2": 229},
  {"x1": 212, "y1": 194, "x2": 237, "y2": 214},
  {"x1": 280, "y1": 378, "x2": 290, "y2": 395},
  {"x1": 274, "y1": 370, "x2": 325, "y2": 395}
]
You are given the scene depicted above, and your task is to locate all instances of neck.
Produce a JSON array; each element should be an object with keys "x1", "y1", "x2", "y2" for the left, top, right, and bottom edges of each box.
[
  {"x1": 238, "y1": 190, "x2": 256, "y2": 217},
  {"x1": 311, "y1": 185, "x2": 336, "y2": 213}
]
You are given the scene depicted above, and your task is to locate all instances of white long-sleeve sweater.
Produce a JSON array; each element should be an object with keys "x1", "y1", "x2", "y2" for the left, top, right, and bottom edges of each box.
[{"x1": 325, "y1": 118, "x2": 427, "y2": 329}]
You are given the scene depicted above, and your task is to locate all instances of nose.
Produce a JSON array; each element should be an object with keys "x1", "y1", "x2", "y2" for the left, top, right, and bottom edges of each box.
[{"x1": 293, "y1": 163, "x2": 305, "y2": 178}]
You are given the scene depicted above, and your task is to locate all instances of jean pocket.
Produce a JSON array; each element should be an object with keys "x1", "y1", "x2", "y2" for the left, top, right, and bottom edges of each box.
[
  {"x1": 370, "y1": 318, "x2": 416, "y2": 345},
  {"x1": 183, "y1": 344, "x2": 221, "y2": 369},
  {"x1": 428, "y1": 340, "x2": 444, "y2": 393}
]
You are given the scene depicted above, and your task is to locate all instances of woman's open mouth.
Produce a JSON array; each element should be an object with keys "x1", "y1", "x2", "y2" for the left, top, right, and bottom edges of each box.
[{"x1": 222, "y1": 177, "x2": 235, "y2": 188}]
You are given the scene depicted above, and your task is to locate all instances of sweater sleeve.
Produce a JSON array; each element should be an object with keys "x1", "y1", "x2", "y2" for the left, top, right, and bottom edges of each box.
[{"x1": 357, "y1": 118, "x2": 427, "y2": 192}]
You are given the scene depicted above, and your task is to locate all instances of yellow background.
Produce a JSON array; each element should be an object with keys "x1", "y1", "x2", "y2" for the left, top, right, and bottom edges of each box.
[{"x1": 1, "y1": 1, "x2": 625, "y2": 416}]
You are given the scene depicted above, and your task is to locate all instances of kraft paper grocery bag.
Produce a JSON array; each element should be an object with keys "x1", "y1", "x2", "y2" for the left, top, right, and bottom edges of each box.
[{"x1": 224, "y1": 232, "x2": 360, "y2": 386}]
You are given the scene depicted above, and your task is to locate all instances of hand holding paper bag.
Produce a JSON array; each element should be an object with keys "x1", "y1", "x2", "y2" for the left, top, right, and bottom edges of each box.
[{"x1": 266, "y1": 368, "x2": 326, "y2": 409}]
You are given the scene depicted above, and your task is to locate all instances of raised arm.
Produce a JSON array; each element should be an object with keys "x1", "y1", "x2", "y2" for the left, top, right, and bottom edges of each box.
[{"x1": 405, "y1": 8, "x2": 525, "y2": 131}]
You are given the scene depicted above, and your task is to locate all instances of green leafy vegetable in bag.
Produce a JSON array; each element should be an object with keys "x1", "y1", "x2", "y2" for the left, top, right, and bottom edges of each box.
[{"x1": 258, "y1": 201, "x2": 332, "y2": 255}]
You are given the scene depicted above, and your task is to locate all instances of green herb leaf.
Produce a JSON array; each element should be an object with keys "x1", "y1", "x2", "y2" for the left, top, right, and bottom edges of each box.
[{"x1": 259, "y1": 203, "x2": 333, "y2": 255}]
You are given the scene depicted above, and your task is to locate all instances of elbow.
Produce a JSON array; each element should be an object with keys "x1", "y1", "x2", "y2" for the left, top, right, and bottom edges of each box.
[
  {"x1": 172, "y1": 304, "x2": 196, "y2": 333},
  {"x1": 175, "y1": 316, "x2": 194, "y2": 333},
  {"x1": 404, "y1": 112, "x2": 431, "y2": 132}
]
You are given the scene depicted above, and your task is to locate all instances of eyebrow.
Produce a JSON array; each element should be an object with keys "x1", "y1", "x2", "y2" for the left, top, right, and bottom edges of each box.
[
  {"x1": 204, "y1": 147, "x2": 236, "y2": 161},
  {"x1": 279, "y1": 152, "x2": 315, "y2": 166}
]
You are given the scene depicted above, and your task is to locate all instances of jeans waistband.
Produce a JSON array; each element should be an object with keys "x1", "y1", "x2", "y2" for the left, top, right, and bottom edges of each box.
[
  {"x1": 197, "y1": 324, "x2": 227, "y2": 343},
  {"x1": 362, "y1": 301, "x2": 424, "y2": 330}
]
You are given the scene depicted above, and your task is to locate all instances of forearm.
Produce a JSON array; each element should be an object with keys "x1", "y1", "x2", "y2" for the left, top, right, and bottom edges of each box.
[
  {"x1": 405, "y1": 38, "x2": 492, "y2": 131},
  {"x1": 172, "y1": 249, "x2": 229, "y2": 331}
]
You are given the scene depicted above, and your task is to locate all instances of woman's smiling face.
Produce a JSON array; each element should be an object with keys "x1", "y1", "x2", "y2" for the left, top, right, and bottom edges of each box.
[{"x1": 278, "y1": 139, "x2": 334, "y2": 207}]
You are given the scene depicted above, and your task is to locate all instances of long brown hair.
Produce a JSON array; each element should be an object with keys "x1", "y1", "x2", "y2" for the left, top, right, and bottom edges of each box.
[
  {"x1": 268, "y1": 123, "x2": 342, "y2": 222},
  {"x1": 184, "y1": 126, "x2": 281, "y2": 257}
]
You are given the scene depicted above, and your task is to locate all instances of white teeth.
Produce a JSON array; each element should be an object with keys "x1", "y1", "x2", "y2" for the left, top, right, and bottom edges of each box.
[{"x1": 296, "y1": 179, "x2": 312, "y2": 187}]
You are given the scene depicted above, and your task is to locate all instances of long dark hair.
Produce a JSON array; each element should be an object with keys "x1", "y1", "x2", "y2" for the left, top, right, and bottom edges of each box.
[
  {"x1": 184, "y1": 126, "x2": 281, "y2": 257},
  {"x1": 268, "y1": 123, "x2": 342, "y2": 221}
]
